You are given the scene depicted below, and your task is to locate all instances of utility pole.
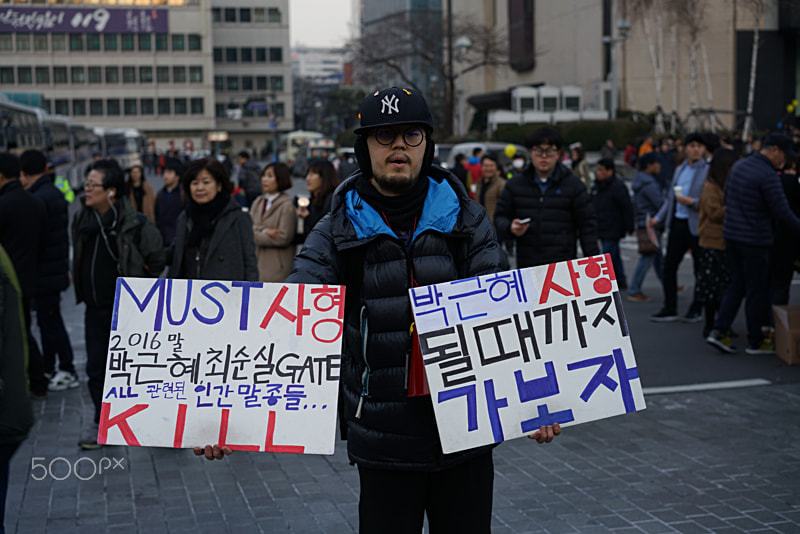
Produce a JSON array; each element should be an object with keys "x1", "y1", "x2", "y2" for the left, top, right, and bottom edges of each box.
[{"x1": 447, "y1": 0, "x2": 454, "y2": 137}]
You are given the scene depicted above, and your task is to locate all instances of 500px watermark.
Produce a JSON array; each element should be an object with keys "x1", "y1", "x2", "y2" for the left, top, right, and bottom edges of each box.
[{"x1": 30, "y1": 456, "x2": 126, "y2": 481}]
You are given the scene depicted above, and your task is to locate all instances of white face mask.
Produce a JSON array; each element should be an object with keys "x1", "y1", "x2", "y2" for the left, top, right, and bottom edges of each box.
[{"x1": 512, "y1": 159, "x2": 525, "y2": 170}]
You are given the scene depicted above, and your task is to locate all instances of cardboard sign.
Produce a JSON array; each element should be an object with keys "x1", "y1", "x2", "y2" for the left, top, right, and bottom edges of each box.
[
  {"x1": 99, "y1": 278, "x2": 344, "y2": 455},
  {"x1": 409, "y1": 254, "x2": 646, "y2": 454}
]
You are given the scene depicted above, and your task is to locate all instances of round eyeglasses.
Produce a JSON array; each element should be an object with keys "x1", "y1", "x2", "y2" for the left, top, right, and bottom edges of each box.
[{"x1": 374, "y1": 127, "x2": 425, "y2": 147}]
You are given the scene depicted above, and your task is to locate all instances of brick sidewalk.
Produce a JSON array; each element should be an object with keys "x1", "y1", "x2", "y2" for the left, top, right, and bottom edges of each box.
[{"x1": 6, "y1": 381, "x2": 799, "y2": 533}]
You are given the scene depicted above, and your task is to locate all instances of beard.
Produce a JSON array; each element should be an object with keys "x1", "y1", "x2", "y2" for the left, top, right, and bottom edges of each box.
[{"x1": 371, "y1": 170, "x2": 419, "y2": 195}]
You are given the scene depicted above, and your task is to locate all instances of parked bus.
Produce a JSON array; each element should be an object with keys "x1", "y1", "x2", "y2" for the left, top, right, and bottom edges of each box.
[
  {"x1": 283, "y1": 130, "x2": 324, "y2": 164},
  {"x1": 94, "y1": 127, "x2": 145, "y2": 171},
  {"x1": 0, "y1": 95, "x2": 44, "y2": 154}
]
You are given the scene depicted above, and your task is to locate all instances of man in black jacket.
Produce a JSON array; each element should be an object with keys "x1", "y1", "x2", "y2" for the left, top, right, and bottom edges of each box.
[
  {"x1": 495, "y1": 127, "x2": 600, "y2": 268},
  {"x1": 195, "y1": 88, "x2": 561, "y2": 533},
  {"x1": 20, "y1": 150, "x2": 78, "y2": 391},
  {"x1": 591, "y1": 158, "x2": 634, "y2": 289}
]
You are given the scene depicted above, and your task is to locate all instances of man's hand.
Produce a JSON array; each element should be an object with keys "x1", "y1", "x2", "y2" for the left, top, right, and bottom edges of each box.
[
  {"x1": 675, "y1": 195, "x2": 693, "y2": 206},
  {"x1": 646, "y1": 217, "x2": 659, "y2": 229},
  {"x1": 193, "y1": 445, "x2": 233, "y2": 460},
  {"x1": 264, "y1": 228, "x2": 280, "y2": 239},
  {"x1": 510, "y1": 218, "x2": 530, "y2": 237},
  {"x1": 527, "y1": 423, "x2": 561, "y2": 444}
]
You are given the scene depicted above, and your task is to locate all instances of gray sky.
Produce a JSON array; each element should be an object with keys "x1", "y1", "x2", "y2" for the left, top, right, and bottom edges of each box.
[{"x1": 289, "y1": 0, "x2": 353, "y2": 48}]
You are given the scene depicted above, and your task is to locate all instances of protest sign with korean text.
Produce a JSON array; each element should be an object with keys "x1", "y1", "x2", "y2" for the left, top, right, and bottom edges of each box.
[
  {"x1": 100, "y1": 278, "x2": 344, "y2": 455},
  {"x1": 409, "y1": 254, "x2": 645, "y2": 454}
]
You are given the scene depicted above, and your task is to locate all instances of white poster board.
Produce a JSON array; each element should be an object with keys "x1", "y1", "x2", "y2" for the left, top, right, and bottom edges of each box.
[
  {"x1": 99, "y1": 278, "x2": 344, "y2": 455},
  {"x1": 409, "y1": 254, "x2": 646, "y2": 454}
]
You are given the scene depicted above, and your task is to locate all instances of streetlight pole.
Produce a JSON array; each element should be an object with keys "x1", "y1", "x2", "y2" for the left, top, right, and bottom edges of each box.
[
  {"x1": 455, "y1": 36, "x2": 472, "y2": 137},
  {"x1": 602, "y1": 19, "x2": 630, "y2": 120}
]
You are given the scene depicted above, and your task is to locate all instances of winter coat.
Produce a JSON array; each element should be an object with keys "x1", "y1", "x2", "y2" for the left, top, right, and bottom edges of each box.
[
  {"x1": 250, "y1": 193, "x2": 297, "y2": 283},
  {"x1": 722, "y1": 152, "x2": 800, "y2": 247},
  {"x1": 238, "y1": 160, "x2": 262, "y2": 204},
  {"x1": 697, "y1": 180, "x2": 726, "y2": 250},
  {"x1": 286, "y1": 166, "x2": 507, "y2": 471},
  {"x1": 154, "y1": 185, "x2": 185, "y2": 247},
  {"x1": 0, "y1": 244, "x2": 34, "y2": 445},
  {"x1": 479, "y1": 174, "x2": 506, "y2": 229},
  {"x1": 572, "y1": 159, "x2": 592, "y2": 191},
  {"x1": 0, "y1": 180, "x2": 46, "y2": 299},
  {"x1": 170, "y1": 197, "x2": 258, "y2": 281},
  {"x1": 72, "y1": 196, "x2": 166, "y2": 306},
  {"x1": 27, "y1": 175, "x2": 70, "y2": 296},
  {"x1": 494, "y1": 162, "x2": 600, "y2": 268},
  {"x1": 653, "y1": 158, "x2": 708, "y2": 236},
  {"x1": 127, "y1": 181, "x2": 156, "y2": 223},
  {"x1": 591, "y1": 175, "x2": 634, "y2": 241},
  {"x1": 631, "y1": 171, "x2": 664, "y2": 229}
]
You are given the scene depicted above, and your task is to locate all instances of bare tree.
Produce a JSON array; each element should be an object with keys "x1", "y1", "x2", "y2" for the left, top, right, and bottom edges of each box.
[
  {"x1": 742, "y1": 0, "x2": 766, "y2": 141},
  {"x1": 349, "y1": 11, "x2": 508, "y2": 137},
  {"x1": 629, "y1": 0, "x2": 668, "y2": 133},
  {"x1": 669, "y1": 0, "x2": 708, "y2": 132}
]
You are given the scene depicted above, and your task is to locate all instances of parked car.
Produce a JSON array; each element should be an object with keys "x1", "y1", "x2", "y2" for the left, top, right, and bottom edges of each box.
[{"x1": 445, "y1": 142, "x2": 528, "y2": 171}]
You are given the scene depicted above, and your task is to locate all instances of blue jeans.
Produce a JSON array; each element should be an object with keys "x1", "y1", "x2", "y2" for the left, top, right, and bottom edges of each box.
[
  {"x1": 628, "y1": 250, "x2": 664, "y2": 295},
  {"x1": 601, "y1": 239, "x2": 627, "y2": 286}
]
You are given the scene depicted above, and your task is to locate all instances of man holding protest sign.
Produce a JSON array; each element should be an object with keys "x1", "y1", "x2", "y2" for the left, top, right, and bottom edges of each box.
[{"x1": 195, "y1": 87, "x2": 561, "y2": 533}]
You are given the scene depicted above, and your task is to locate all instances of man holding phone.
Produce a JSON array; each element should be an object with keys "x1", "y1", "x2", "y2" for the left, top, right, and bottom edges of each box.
[{"x1": 495, "y1": 127, "x2": 599, "y2": 268}]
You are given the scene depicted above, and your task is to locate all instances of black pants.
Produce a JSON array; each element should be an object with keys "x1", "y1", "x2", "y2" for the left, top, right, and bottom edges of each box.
[
  {"x1": 22, "y1": 299, "x2": 47, "y2": 394},
  {"x1": 85, "y1": 306, "x2": 113, "y2": 424},
  {"x1": 0, "y1": 441, "x2": 21, "y2": 534},
  {"x1": 662, "y1": 218, "x2": 700, "y2": 313},
  {"x1": 357, "y1": 452, "x2": 494, "y2": 534},
  {"x1": 35, "y1": 292, "x2": 75, "y2": 375}
]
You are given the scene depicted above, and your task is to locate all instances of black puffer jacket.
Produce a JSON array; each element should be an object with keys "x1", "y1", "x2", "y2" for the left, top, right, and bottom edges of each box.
[
  {"x1": 591, "y1": 175, "x2": 634, "y2": 240},
  {"x1": 27, "y1": 175, "x2": 70, "y2": 295},
  {"x1": 494, "y1": 162, "x2": 599, "y2": 268},
  {"x1": 286, "y1": 166, "x2": 507, "y2": 471}
]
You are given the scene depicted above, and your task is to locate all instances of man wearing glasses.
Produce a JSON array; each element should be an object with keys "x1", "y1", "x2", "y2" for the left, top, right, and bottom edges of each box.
[
  {"x1": 495, "y1": 127, "x2": 600, "y2": 268},
  {"x1": 196, "y1": 88, "x2": 561, "y2": 533}
]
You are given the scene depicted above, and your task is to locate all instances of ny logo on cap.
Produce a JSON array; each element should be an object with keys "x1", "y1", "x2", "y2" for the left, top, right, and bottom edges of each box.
[{"x1": 381, "y1": 94, "x2": 399, "y2": 115}]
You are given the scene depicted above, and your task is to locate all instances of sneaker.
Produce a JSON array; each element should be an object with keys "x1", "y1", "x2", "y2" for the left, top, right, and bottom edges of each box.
[
  {"x1": 650, "y1": 309, "x2": 680, "y2": 322},
  {"x1": 627, "y1": 292, "x2": 651, "y2": 302},
  {"x1": 706, "y1": 329, "x2": 736, "y2": 353},
  {"x1": 745, "y1": 338, "x2": 775, "y2": 355},
  {"x1": 48, "y1": 370, "x2": 80, "y2": 391},
  {"x1": 681, "y1": 311, "x2": 703, "y2": 324},
  {"x1": 79, "y1": 423, "x2": 103, "y2": 450}
]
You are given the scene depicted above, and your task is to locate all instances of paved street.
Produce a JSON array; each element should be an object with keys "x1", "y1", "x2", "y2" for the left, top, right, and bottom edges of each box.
[{"x1": 7, "y1": 169, "x2": 800, "y2": 533}]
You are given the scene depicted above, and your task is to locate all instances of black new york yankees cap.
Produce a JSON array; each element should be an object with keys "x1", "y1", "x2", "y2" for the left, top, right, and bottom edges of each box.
[{"x1": 354, "y1": 87, "x2": 434, "y2": 134}]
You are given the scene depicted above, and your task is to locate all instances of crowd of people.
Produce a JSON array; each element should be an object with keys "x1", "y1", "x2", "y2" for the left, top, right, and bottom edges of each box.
[{"x1": 1, "y1": 84, "x2": 799, "y2": 532}]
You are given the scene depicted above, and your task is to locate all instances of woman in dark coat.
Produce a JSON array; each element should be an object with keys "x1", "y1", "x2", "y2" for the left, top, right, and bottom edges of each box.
[
  {"x1": 169, "y1": 158, "x2": 258, "y2": 281},
  {"x1": 295, "y1": 159, "x2": 340, "y2": 243}
]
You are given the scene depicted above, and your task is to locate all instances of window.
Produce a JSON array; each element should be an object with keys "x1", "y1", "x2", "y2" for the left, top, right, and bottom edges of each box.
[
  {"x1": 189, "y1": 66, "x2": 202, "y2": 83},
  {"x1": 225, "y1": 47, "x2": 237, "y2": 62},
  {"x1": 542, "y1": 97, "x2": 557, "y2": 112},
  {"x1": 104, "y1": 34, "x2": 117, "y2": 51},
  {"x1": 564, "y1": 97, "x2": 580, "y2": 111},
  {"x1": 106, "y1": 99, "x2": 120, "y2": 116},
  {"x1": 240, "y1": 48, "x2": 252, "y2": 63},
  {"x1": 268, "y1": 8, "x2": 281, "y2": 23},
  {"x1": 255, "y1": 47, "x2": 266, "y2": 62},
  {"x1": 158, "y1": 98, "x2": 170, "y2": 115},
  {"x1": 174, "y1": 98, "x2": 187, "y2": 115},
  {"x1": 124, "y1": 98, "x2": 137, "y2": 115},
  {"x1": 520, "y1": 97, "x2": 535, "y2": 112},
  {"x1": 53, "y1": 67, "x2": 67, "y2": 84},
  {"x1": 273, "y1": 102, "x2": 284, "y2": 117},
  {"x1": 51, "y1": 34, "x2": 65, "y2": 51},
  {"x1": 254, "y1": 8, "x2": 265, "y2": 22},
  {"x1": 86, "y1": 34, "x2": 100, "y2": 51},
  {"x1": 214, "y1": 76, "x2": 223, "y2": 91},
  {"x1": 0, "y1": 67, "x2": 13, "y2": 84},
  {"x1": 239, "y1": 8, "x2": 250, "y2": 22},
  {"x1": 172, "y1": 34, "x2": 184, "y2": 51},
  {"x1": 156, "y1": 66, "x2": 169, "y2": 83},
  {"x1": 172, "y1": 66, "x2": 186, "y2": 83},
  {"x1": 139, "y1": 66, "x2": 153, "y2": 83},
  {"x1": 188, "y1": 34, "x2": 201, "y2": 51},
  {"x1": 105, "y1": 66, "x2": 119, "y2": 84},
  {"x1": 16, "y1": 34, "x2": 30, "y2": 51},
  {"x1": 33, "y1": 34, "x2": 48, "y2": 51},
  {"x1": 138, "y1": 34, "x2": 151, "y2": 51},
  {"x1": 41, "y1": 100, "x2": 51, "y2": 114},
  {"x1": 155, "y1": 34, "x2": 168, "y2": 51},
  {"x1": 191, "y1": 97, "x2": 204, "y2": 115},
  {"x1": 269, "y1": 47, "x2": 282, "y2": 62},
  {"x1": 17, "y1": 67, "x2": 32, "y2": 84},
  {"x1": 121, "y1": 34, "x2": 134, "y2": 51},
  {"x1": 72, "y1": 99, "x2": 86, "y2": 116},
  {"x1": 242, "y1": 76, "x2": 253, "y2": 91},
  {"x1": 122, "y1": 66, "x2": 136, "y2": 83},
  {"x1": 270, "y1": 75, "x2": 283, "y2": 91},
  {"x1": 69, "y1": 34, "x2": 83, "y2": 51},
  {"x1": 90, "y1": 99, "x2": 103, "y2": 116},
  {"x1": 71, "y1": 66, "x2": 85, "y2": 84},
  {"x1": 35, "y1": 67, "x2": 49, "y2": 84},
  {"x1": 0, "y1": 34, "x2": 12, "y2": 51},
  {"x1": 213, "y1": 48, "x2": 222, "y2": 63},
  {"x1": 54, "y1": 99, "x2": 69, "y2": 115},
  {"x1": 224, "y1": 8, "x2": 236, "y2": 22},
  {"x1": 141, "y1": 98, "x2": 154, "y2": 115},
  {"x1": 215, "y1": 103, "x2": 225, "y2": 118},
  {"x1": 226, "y1": 76, "x2": 238, "y2": 91},
  {"x1": 256, "y1": 76, "x2": 267, "y2": 91},
  {"x1": 88, "y1": 66, "x2": 101, "y2": 83},
  {"x1": 211, "y1": 7, "x2": 221, "y2": 22}
]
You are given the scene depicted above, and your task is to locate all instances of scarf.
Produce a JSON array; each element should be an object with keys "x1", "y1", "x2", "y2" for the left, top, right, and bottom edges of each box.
[
  {"x1": 355, "y1": 175, "x2": 429, "y2": 235},
  {"x1": 185, "y1": 193, "x2": 230, "y2": 247}
]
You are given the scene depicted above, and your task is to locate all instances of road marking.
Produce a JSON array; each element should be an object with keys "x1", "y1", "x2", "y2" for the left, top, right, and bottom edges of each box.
[{"x1": 643, "y1": 378, "x2": 771, "y2": 395}]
